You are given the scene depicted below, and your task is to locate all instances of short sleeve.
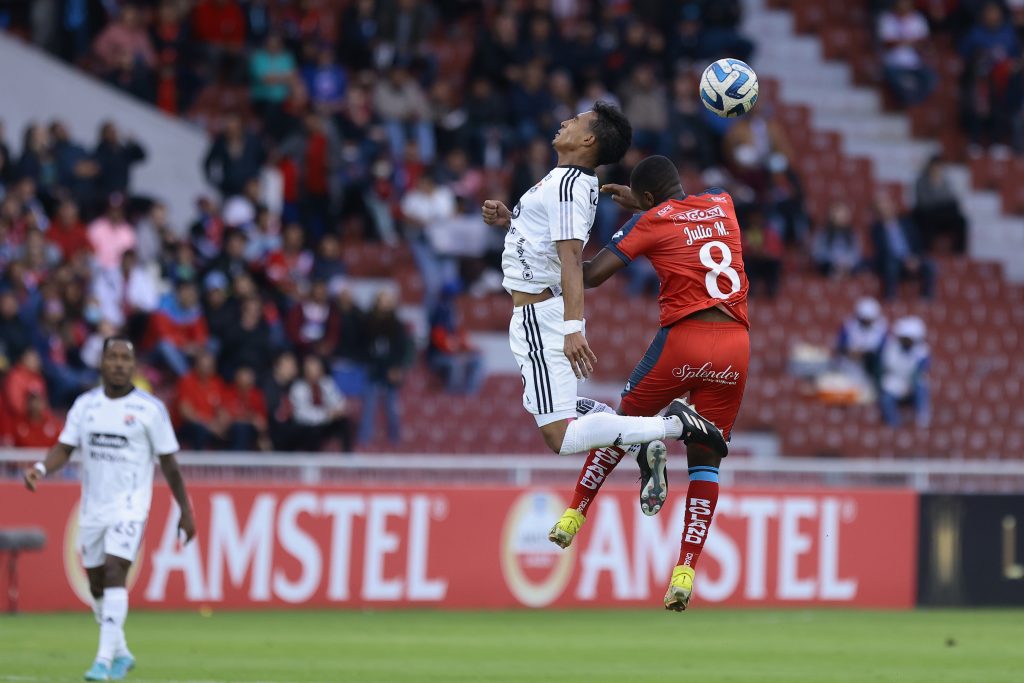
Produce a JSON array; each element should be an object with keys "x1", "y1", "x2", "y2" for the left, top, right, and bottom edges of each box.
[
  {"x1": 57, "y1": 396, "x2": 85, "y2": 448},
  {"x1": 607, "y1": 214, "x2": 654, "y2": 264},
  {"x1": 148, "y1": 401, "x2": 181, "y2": 457},
  {"x1": 551, "y1": 172, "x2": 597, "y2": 243}
]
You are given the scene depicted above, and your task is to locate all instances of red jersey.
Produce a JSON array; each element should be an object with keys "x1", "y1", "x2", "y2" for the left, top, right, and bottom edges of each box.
[{"x1": 607, "y1": 189, "x2": 749, "y2": 329}]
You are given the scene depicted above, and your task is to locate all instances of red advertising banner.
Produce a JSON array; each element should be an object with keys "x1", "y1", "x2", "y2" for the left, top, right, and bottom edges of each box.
[{"x1": 0, "y1": 481, "x2": 918, "y2": 611}]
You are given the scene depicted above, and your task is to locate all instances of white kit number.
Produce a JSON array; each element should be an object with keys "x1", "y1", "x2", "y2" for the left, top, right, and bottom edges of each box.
[{"x1": 699, "y1": 240, "x2": 741, "y2": 299}]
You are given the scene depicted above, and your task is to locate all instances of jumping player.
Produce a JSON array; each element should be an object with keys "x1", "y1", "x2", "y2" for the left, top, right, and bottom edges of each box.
[
  {"x1": 481, "y1": 106, "x2": 727, "y2": 473},
  {"x1": 24, "y1": 337, "x2": 196, "y2": 680},
  {"x1": 559, "y1": 155, "x2": 750, "y2": 611}
]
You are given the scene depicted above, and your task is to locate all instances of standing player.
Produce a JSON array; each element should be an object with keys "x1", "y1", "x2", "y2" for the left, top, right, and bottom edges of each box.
[
  {"x1": 23, "y1": 337, "x2": 196, "y2": 680},
  {"x1": 561, "y1": 155, "x2": 750, "y2": 611},
  {"x1": 481, "y1": 105, "x2": 727, "y2": 501}
]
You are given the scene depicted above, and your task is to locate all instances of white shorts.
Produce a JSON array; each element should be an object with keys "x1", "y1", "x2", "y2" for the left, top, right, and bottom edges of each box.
[
  {"x1": 509, "y1": 296, "x2": 580, "y2": 426},
  {"x1": 78, "y1": 521, "x2": 146, "y2": 568}
]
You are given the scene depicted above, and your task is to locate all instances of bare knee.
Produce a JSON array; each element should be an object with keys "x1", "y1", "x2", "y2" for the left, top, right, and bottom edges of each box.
[
  {"x1": 539, "y1": 420, "x2": 568, "y2": 453},
  {"x1": 103, "y1": 556, "x2": 131, "y2": 588},
  {"x1": 87, "y1": 568, "x2": 105, "y2": 599}
]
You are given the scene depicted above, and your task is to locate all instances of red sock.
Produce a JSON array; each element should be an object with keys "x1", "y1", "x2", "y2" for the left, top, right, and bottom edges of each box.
[
  {"x1": 569, "y1": 446, "x2": 626, "y2": 516},
  {"x1": 677, "y1": 467, "x2": 720, "y2": 569}
]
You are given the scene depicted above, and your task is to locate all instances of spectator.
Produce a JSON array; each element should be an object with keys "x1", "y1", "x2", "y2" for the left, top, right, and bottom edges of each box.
[
  {"x1": 741, "y1": 210, "x2": 784, "y2": 298},
  {"x1": 877, "y1": 0, "x2": 937, "y2": 107},
  {"x1": 264, "y1": 222, "x2": 313, "y2": 300},
  {"x1": 15, "y1": 125, "x2": 56, "y2": 198},
  {"x1": 12, "y1": 391, "x2": 62, "y2": 448},
  {"x1": 93, "y1": 122, "x2": 146, "y2": 198},
  {"x1": 836, "y1": 297, "x2": 888, "y2": 382},
  {"x1": 279, "y1": 112, "x2": 342, "y2": 239},
  {"x1": 427, "y1": 289, "x2": 483, "y2": 395},
  {"x1": 204, "y1": 114, "x2": 266, "y2": 198},
  {"x1": 264, "y1": 351, "x2": 297, "y2": 450},
  {"x1": 206, "y1": 227, "x2": 250, "y2": 281},
  {"x1": 813, "y1": 202, "x2": 865, "y2": 278},
  {"x1": 333, "y1": 288, "x2": 366, "y2": 363},
  {"x1": 148, "y1": 280, "x2": 209, "y2": 376},
  {"x1": 202, "y1": 270, "x2": 236, "y2": 348},
  {"x1": 358, "y1": 290, "x2": 410, "y2": 444},
  {"x1": 0, "y1": 290, "x2": 32, "y2": 365},
  {"x1": 250, "y1": 33, "x2": 297, "y2": 112},
  {"x1": 92, "y1": 2, "x2": 156, "y2": 73},
  {"x1": 3, "y1": 348, "x2": 47, "y2": 417},
  {"x1": 510, "y1": 60, "x2": 556, "y2": 144},
  {"x1": 879, "y1": 316, "x2": 931, "y2": 428},
  {"x1": 92, "y1": 248, "x2": 160, "y2": 332},
  {"x1": 50, "y1": 121, "x2": 100, "y2": 210},
  {"x1": 219, "y1": 294, "x2": 275, "y2": 376},
  {"x1": 311, "y1": 234, "x2": 346, "y2": 289},
  {"x1": 191, "y1": 0, "x2": 247, "y2": 51},
  {"x1": 289, "y1": 355, "x2": 353, "y2": 452},
  {"x1": 374, "y1": 65, "x2": 435, "y2": 164},
  {"x1": 222, "y1": 366, "x2": 269, "y2": 451},
  {"x1": 87, "y1": 194, "x2": 136, "y2": 270},
  {"x1": 723, "y1": 109, "x2": 794, "y2": 188},
  {"x1": 959, "y1": 1, "x2": 1021, "y2": 151},
  {"x1": 177, "y1": 349, "x2": 229, "y2": 449},
  {"x1": 870, "y1": 193, "x2": 936, "y2": 300},
  {"x1": 912, "y1": 156, "x2": 967, "y2": 253},
  {"x1": 47, "y1": 200, "x2": 92, "y2": 263},
  {"x1": 619, "y1": 63, "x2": 670, "y2": 154},
  {"x1": 668, "y1": 71, "x2": 717, "y2": 172},
  {"x1": 401, "y1": 169, "x2": 457, "y2": 310},
  {"x1": 286, "y1": 279, "x2": 341, "y2": 358},
  {"x1": 303, "y1": 45, "x2": 348, "y2": 113}
]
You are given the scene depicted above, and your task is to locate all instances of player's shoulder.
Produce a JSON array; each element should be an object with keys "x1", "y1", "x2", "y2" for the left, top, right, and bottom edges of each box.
[
  {"x1": 70, "y1": 386, "x2": 104, "y2": 409},
  {"x1": 128, "y1": 388, "x2": 172, "y2": 418},
  {"x1": 548, "y1": 165, "x2": 598, "y2": 194}
]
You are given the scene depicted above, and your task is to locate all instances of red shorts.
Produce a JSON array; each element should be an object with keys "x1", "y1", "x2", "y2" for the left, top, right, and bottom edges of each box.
[{"x1": 618, "y1": 319, "x2": 749, "y2": 440}]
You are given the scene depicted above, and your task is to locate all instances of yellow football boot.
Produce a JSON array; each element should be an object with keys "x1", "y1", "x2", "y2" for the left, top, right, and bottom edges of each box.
[
  {"x1": 664, "y1": 564, "x2": 696, "y2": 611},
  {"x1": 547, "y1": 508, "x2": 585, "y2": 549}
]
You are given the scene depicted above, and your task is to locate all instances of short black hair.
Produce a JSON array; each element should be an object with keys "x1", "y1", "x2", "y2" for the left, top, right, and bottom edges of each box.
[
  {"x1": 630, "y1": 155, "x2": 682, "y2": 204},
  {"x1": 102, "y1": 335, "x2": 135, "y2": 354},
  {"x1": 590, "y1": 101, "x2": 633, "y2": 167}
]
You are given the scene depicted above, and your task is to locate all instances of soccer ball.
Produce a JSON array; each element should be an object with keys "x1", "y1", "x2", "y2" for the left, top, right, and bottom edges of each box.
[{"x1": 699, "y1": 58, "x2": 759, "y2": 118}]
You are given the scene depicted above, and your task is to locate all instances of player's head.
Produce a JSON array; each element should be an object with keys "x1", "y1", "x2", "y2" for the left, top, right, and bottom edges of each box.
[
  {"x1": 552, "y1": 101, "x2": 632, "y2": 167},
  {"x1": 100, "y1": 336, "x2": 136, "y2": 391},
  {"x1": 628, "y1": 155, "x2": 684, "y2": 210}
]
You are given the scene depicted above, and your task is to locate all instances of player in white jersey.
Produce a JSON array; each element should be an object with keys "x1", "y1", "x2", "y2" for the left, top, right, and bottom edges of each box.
[
  {"x1": 24, "y1": 337, "x2": 195, "y2": 681},
  {"x1": 482, "y1": 103, "x2": 727, "y2": 537}
]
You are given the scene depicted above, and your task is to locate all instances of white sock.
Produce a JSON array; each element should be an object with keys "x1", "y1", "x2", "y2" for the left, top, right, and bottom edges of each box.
[
  {"x1": 559, "y1": 413, "x2": 682, "y2": 455},
  {"x1": 91, "y1": 596, "x2": 103, "y2": 625},
  {"x1": 96, "y1": 587, "x2": 128, "y2": 665},
  {"x1": 576, "y1": 397, "x2": 616, "y2": 416}
]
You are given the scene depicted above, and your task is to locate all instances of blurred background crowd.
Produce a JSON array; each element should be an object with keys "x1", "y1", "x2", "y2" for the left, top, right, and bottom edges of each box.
[{"x1": 0, "y1": 0, "x2": 1016, "y2": 456}]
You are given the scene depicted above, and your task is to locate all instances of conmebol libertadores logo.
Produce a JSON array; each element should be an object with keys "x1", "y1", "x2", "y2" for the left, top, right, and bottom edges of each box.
[{"x1": 500, "y1": 491, "x2": 575, "y2": 607}]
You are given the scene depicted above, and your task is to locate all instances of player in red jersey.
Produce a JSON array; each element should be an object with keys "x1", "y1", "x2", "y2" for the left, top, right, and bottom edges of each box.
[{"x1": 559, "y1": 155, "x2": 750, "y2": 611}]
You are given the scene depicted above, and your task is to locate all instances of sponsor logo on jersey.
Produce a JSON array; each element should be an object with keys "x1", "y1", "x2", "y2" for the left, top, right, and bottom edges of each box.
[
  {"x1": 672, "y1": 362, "x2": 742, "y2": 385},
  {"x1": 512, "y1": 201, "x2": 523, "y2": 218},
  {"x1": 612, "y1": 230, "x2": 624, "y2": 240},
  {"x1": 657, "y1": 205, "x2": 673, "y2": 217},
  {"x1": 88, "y1": 433, "x2": 129, "y2": 448},
  {"x1": 707, "y1": 195, "x2": 728, "y2": 203},
  {"x1": 590, "y1": 187, "x2": 599, "y2": 206},
  {"x1": 670, "y1": 205, "x2": 727, "y2": 224}
]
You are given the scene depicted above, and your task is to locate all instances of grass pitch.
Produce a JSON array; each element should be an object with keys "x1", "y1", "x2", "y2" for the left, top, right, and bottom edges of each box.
[{"x1": 1, "y1": 608, "x2": 1022, "y2": 683}]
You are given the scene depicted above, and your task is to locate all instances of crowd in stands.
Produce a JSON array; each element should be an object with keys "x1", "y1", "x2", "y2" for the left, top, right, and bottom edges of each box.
[
  {"x1": 0, "y1": 0, "x2": 984, "y2": 451},
  {"x1": 874, "y1": 0, "x2": 1024, "y2": 153}
]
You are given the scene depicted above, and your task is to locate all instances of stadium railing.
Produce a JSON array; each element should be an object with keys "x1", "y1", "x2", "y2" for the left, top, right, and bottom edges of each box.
[{"x1": 2, "y1": 449, "x2": 1024, "y2": 492}]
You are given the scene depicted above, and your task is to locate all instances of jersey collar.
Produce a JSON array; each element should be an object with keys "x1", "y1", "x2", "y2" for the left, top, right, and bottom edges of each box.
[{"x1": 556, "y1": 165, "x2": 596, "y2": 176}]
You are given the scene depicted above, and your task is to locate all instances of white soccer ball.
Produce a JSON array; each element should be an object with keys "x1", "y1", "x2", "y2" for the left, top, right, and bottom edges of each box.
[{"x1": 699, "y1": 58, "x2": 759, "y2": 118}]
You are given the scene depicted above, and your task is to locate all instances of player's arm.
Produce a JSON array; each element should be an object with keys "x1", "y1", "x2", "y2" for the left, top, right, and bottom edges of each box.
[
  {"x1": 582, "y1": 248, "x2": 628, "y2": 289},
  {"x1": 481, "y1": 199, "x2": 512, "y2": 228},
  {"x1": 159, "y1": 453, "x2": 196, "y2": 543},
  {"x1": 556, "y1": 238, "x2": 597, "y2": 378},
  {"x1": 23, "y1": 442, "x2": 75, "y2": 492}
]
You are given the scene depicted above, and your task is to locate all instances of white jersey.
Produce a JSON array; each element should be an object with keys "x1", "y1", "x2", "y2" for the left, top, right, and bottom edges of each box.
[
  {"x1": 502, "y1": 165, "x2": 598, "y2": 294},
  {"x1": 59, "y1": 387, "x2": 179, "y2": 526}
]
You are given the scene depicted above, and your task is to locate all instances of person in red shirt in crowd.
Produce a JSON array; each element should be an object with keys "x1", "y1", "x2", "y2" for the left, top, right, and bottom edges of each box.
[
  {"x1": 427, "y1": 287, "x2": 483, "y2": 395},
  {"x1": 191, "y1": 0, "x2": 246, "y2": 50},
  {"x1": 3, "y1": 348, "x2": 48, "y2": 417},
  {"x1": 176, "y1": 349, "x2": 228, "y2": 450},
  {"x1": 146, "y1": 280, "x2": 209, "y2": 376},
  {"x1": 222, "y1": 366, "x2": 270, "y2": 451},
  {"x1": 46, "y1": 199, "x2": 93, "y2": 261},
  {"x1": 13, "y1": 391, "x2": 62, "y2": 448},
  {"x1": 279, "y1": 111, "x2": 341, "y2": 240},
  {"x1": 285, "y1": 278, "x2": 341, "y2": 358},
  {"x1": 264, "y1": 222, "x2": 313, "y2": 300}
]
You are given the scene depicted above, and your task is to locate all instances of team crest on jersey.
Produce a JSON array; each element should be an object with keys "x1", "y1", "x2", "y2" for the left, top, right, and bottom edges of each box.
[
  {"x1": 124, "y1": 414, "x2": 136, "y2": 426},
  {"x1": 671, "y1": 205, "x2": 727, "y2": 224}
]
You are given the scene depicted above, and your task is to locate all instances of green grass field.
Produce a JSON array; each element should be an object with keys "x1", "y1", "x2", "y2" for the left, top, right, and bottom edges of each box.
[{"x1": 2, "y1": 609, "x2": 1023, "y2": 683}]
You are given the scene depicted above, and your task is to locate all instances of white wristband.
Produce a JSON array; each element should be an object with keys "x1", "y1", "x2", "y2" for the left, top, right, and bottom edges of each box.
[
  {"x1": 563, "y1": 319, "x2": 584, "y2": 335},
  {"x1": 33, "y1": 462, "x2": 47, "y2": 477}
]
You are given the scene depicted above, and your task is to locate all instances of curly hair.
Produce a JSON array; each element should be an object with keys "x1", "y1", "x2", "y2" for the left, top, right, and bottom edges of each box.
[{"x1": 589, "y1": 101, "x2": 633, "y2": 167}]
